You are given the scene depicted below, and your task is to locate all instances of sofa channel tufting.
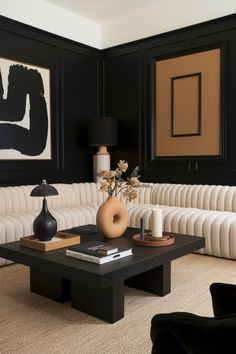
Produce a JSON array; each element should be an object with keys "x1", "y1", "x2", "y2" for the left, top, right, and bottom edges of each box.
[{"x1": 0, "y1": 182, "x2": 236, "y2": 266}]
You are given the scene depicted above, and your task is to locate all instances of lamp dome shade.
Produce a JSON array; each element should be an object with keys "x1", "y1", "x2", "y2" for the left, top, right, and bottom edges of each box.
[
  {"x1": 88, "y1": 116, "x2": 117, "y2": 146},
  {"x1": 30, "y1": 179, "x2": 58, "y2": 197}
]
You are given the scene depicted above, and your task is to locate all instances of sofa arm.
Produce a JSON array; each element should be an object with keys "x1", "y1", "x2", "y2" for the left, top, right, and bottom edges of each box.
[
  {"x1": 210, "y1": 282, "x2": 236, "y2": 317},
  {"x1": 151, "y1": 312, "x2": 236, "y2": 354}
]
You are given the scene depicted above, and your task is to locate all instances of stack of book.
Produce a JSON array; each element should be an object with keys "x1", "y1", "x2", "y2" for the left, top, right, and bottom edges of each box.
[{"x1": 66, "y1": 241, "x2": 132, "y2": 264}]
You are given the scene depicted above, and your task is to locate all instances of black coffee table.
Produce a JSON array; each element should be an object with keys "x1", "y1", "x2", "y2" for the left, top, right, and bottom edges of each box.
[{"x1": 0, "y1": 227, "x2": 204, "y2": 323}]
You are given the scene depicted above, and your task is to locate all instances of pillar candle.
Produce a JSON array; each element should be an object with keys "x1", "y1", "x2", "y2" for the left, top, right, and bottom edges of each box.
[{"x1": 151, "y1": 206, "x2": 163, "y2": 237}]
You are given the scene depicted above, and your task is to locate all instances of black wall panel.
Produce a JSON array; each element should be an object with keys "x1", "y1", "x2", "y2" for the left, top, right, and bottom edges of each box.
[
  {"x1": 103, "y1": 14, "x2": 236, "y2": 186},
  {"x1": 2, "y1": 14, "x2": 236, "y2": 186},
  {"x1": 0, "y1": 16, "x2": 100, "y2": 185},
  {"x1": 103, "y1": 51, "x2": 140, "y2": 172},
  {"x1": 63, "y1": 49, "x2": 100, "y2": 181}
]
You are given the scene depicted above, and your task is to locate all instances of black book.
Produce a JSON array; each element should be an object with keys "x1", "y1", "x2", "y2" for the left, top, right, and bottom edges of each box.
[
  {"x1": 71, "y1": 224, "x2": 99, "y2": 234},
  {"x1": 96, "y1": 245, "x2": 118, "y2": 255},
  {"x1": 66, "y1": 241, "x2": 132, "y2": 264}
]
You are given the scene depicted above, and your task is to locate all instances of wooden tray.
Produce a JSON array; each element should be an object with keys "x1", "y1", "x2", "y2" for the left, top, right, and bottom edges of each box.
[
  {"x1": 132, "y1": 233, "x2": 175, "y2": 247},
  {"x1": 20, "y1": 231, "x2": 80, "y2": 252}
]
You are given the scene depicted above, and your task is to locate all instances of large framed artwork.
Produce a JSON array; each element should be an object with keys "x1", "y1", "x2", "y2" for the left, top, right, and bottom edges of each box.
[
  {"x1": 0, "y1": 56, "x2": 51, "y2": 160},
  {"x1": 154, "y1": 46, "x2": 225, "y2": 161}
]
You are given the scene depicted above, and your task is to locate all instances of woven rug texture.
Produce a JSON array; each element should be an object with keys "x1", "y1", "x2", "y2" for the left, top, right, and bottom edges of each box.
[{"x1": 0, "y1": 254, "x2": 235, "y2": 354}]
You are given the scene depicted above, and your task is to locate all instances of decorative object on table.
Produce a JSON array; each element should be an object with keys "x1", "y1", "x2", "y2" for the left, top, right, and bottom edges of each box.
[
  {"x1": 71, "y1": 224, "x2": 99, "y2": 234},
  {"x1": 133, "y1": 205, "x2": 175, "y2": 246},
  {"x1": 20, "y1": 232, "x2": 80, "y2": 252},
  {"x1": 88, "y1": 116, "x2": 117, "y2": 182},
  {"x1": 30, "y1": 179, "x2": 58, "y2": 241},
  {"x1": 132, "y1": 232, "x2": 175, "y2": 247},
  {"x1": 151, "y1": 205, "x2": 163, "y2": 238},
  {"x1": 140, "y1": 216, "x2": 145, "y2": 241},
  {"x1": 96, "y1": 160, "x2": 141, "y2": 238},
  {"x1": 96, "y1": 197, "x2": 128, "y2": 239},
  {"x1": 66, "y1": 241, "x2": 133, "y2": 264}
]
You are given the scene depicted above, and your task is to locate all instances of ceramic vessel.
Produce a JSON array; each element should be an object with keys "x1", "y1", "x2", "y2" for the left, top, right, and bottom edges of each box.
[
  {"x1": 33, "y1": 198, "x2": 57, "y2": 241},
  {"x1": 96, "y1": 197, "x2": 128, "y2": 238}
]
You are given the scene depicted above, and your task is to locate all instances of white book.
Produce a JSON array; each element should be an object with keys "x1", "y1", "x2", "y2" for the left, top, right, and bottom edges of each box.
[{"x1": 66, "y1": 241, "x2": 133, "y2": 265}]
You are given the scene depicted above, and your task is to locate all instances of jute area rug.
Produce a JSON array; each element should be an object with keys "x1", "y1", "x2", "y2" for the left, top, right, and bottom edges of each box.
[{"x1": 0, "y1": 254, "x2": 235, "y2": 354}]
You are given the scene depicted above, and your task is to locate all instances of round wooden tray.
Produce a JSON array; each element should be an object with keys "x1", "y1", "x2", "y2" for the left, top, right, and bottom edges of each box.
[{"x1": 132, "y1": 233, "x2": 175, "y2": 247}]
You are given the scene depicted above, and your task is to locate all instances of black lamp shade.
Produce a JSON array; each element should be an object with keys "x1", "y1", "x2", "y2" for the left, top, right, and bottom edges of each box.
[
  {"x1": 30, "y1": 179, "x2": 58, "y2": 197},
  {"x1": 88, "y1": 116, "x2": 117, "y2": 146}
]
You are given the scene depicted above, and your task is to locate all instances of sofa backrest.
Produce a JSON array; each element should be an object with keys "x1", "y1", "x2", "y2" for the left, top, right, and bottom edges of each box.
[
  {"x1": 150, "y1": 183, "x2": 236, "y2": 212},
  {"x1": 0, "y1": 183, "x2": 108, "y2": 215},
  {"x1": 1, "y1": 182, "x2": 236, "y2": 215},
  {"x1": 0, "y1": 185, "x2": 41, "y2": 214}
]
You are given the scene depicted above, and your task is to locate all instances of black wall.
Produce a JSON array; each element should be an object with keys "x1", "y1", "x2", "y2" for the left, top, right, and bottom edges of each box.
[
  {"x1": 103, "y1": 14, "x2": 236, "y2": 186},
  {"x1": 2, "y1": 14, "x2": 236, "y2": 186},
  {"x1": 0, "y1": 16, "x2": 100, "y2": 185}
]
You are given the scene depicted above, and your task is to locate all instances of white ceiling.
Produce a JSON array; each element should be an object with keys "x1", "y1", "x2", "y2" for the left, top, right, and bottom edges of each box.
[{"x1": 46, "y1": 0, "x2": 158, "y2": 23}]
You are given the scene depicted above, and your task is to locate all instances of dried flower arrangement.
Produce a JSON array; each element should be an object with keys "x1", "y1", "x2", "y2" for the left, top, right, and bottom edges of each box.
[{"x1": 98, "y1": 160, "x2": 141, "y2": 202}]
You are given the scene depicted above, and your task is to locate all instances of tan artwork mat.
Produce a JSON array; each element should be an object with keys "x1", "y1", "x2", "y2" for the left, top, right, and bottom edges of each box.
[{"x1": 156, "y1": 48, "x2": 221, "y2": 157}]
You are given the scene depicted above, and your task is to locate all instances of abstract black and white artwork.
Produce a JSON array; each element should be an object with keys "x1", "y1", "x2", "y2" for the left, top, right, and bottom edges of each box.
[{"x1": 0, "y1": 57, "x2": 51, "y2": 159}]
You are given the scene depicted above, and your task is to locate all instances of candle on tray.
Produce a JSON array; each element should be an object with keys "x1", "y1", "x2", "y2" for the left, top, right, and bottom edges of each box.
[
  {"x1": 151, "y1": 205, "x2": 163, "y2": 237},
  {"x1": 140, "y1": 216, "x2": 145, "y2": 240}
]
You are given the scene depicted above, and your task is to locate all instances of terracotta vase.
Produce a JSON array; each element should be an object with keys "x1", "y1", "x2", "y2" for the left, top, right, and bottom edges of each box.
[{"x1": 96, "y1": 197, "x2": 128, "y2": 238}]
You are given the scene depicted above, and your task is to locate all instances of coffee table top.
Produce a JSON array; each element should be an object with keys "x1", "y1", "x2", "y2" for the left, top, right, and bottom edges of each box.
[{"x1": 0, "y1": 227, "x2": 204, "y2": 288}]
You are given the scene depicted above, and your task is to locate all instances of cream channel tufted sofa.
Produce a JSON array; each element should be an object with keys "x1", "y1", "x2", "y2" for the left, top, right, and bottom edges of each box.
[{"x1": 0, "y1": 182, "x2": 236, "y2": 266}]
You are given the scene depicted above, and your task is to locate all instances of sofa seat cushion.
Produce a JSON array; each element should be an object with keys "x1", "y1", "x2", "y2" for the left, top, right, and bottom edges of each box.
[{"x1": 126, "y1": 204, "x2": 236, "y2": 260}]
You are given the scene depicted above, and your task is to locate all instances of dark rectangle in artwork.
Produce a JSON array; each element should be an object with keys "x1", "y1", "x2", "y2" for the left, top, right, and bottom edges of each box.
[{"x1": 171, "y1": 72, "x2": 202, "y2": 137}]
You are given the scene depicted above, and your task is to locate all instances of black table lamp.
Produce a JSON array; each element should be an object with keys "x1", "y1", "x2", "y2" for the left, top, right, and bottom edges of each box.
[
  {"x1": 88, "y1": 116, "x2": 117, "y2": 182},
  {"x1": 30, "y1": 179, "x2": 58, "y2": 241}
]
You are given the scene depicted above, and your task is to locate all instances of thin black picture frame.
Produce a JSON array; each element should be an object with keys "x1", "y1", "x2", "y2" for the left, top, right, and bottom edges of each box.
[
  {"x1": 146, "y1": 43, "x2": 226, "y2": 164},
  {"x1": 171, "y1": 72, "x2": 202, "y2": 138}
]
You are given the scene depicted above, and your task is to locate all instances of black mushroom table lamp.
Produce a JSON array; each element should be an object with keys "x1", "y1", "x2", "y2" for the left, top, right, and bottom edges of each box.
[
  {"x1": 88, "y1": 116, "x2": 117, "y2": 182},
  {"x1": 30, "y1": 179, "x2": 58, "y2": 241}
]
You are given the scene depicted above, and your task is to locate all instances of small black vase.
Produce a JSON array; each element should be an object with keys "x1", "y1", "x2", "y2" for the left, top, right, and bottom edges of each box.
[{"x1": 33, "y1": 197, "x2": 57, "y2": 241}]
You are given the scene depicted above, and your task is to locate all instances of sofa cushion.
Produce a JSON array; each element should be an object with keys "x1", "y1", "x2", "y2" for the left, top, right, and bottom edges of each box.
[
  {"x1": 151, "y1": 184, "x2": 236, "y2": 212},
  {"x1": 51, "y1": 205, "x2": 98, "y2": 230},
  {"x1": 127, "y1": 204, "x2": 236, "y2": 260}
]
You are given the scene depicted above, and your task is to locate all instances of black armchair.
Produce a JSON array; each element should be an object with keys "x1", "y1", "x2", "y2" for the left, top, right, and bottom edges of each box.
[{"x1": 150, "y1": 283, "x2": 236, "y2": 354}]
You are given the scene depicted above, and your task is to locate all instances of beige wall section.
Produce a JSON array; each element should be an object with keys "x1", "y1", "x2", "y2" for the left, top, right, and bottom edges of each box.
[
  {"x1": 156, "y1": 48, "x2": 221, "y2": 157},
  {"x1": 0, "y1": 0, "x2": 101, "y2": 48},
  {"x1": 2, "y1": 1, "x2": 236, "y2": 48},
  {"x1": 101, "y1": 0, "x2": 236, "y2": 48},
  {"x1": 172, "y1": 75, "x2": 200, "y2": 136}
]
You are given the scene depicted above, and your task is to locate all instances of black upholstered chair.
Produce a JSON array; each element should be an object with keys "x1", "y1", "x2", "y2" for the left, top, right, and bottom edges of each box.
[{"x1": 150, "y1": 283, "x2": 236, "y2": 354}]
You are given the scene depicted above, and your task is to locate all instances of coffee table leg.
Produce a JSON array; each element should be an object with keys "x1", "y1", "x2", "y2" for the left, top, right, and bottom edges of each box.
[
  {"x1": 125, "y1": 262, "x2": 171, "y2": 296},
  {"x1": 71, "y1": 280, "x2": 124, "y2": 323},
  {"x1": 30, "y1": 268, "x2": 70, "y2": 302}
]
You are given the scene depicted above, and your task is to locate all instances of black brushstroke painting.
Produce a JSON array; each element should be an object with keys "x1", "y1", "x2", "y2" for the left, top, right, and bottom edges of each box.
[{"x1": 0, "y1": 64, "x2": 48, "y2": 156}]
